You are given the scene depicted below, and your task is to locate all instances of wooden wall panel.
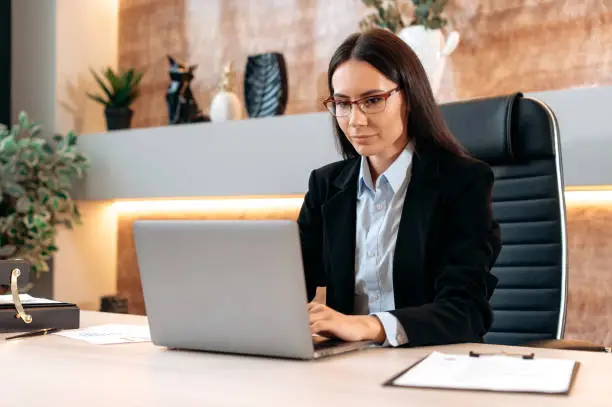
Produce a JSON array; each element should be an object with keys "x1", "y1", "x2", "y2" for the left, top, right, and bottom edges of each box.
[
  {"x1": 438, "y1": 0, "x2": 612, "y2": 101},
  {"x1": 118, "y1": 0, "x2": 188, "y2": 128},
  {"x1": 565, "y1": 204, "x2": 612, "y2": 346},
  {"x1": 117, "y1": 205, "x2": 301, "y2": 315},
  {"x1": 115, "y1": 202, "x2": 612, "y2": 347},
  {"x1": 115, "y1": 0, "x2": 612, "y2": 345}
]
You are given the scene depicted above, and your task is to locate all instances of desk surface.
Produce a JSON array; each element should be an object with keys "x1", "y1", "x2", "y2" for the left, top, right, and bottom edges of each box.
[{"x1": 1, "y1": 311, "x2": 610, "y2": 406}]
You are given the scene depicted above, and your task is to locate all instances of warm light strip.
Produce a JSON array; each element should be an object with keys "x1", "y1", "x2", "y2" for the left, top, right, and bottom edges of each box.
[
  {"x1": 111, "y1": 196, "x2": 305, "y2": 213},
  {"x1": 565, "y1": 185, "x2": 612, "y2": 191},
  {"x1": 564, "y1": 189, "x2": 612, "y2": 204},
  {"x1": 109, "y1": 188, "x2": 612, "y2": 214}
]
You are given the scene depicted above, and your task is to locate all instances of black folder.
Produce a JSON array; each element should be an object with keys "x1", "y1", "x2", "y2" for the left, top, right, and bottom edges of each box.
[{"x1": 0, "y1": 259, "x2": 79, "y2": 333}]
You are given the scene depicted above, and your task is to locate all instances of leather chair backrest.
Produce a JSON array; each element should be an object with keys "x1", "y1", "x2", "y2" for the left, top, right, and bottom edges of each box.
[{"x1": 440, "y1": 93, "x2": 568, "y2": 346}]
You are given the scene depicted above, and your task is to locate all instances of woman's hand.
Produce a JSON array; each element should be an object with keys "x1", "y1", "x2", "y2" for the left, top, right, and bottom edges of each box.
[{"x1": 308, "y1": 301, "x2": 386, "y2": 343}]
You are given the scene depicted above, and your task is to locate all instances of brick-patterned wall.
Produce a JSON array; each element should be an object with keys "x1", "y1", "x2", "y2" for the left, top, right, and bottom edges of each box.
[{"x1": 119, "y1": 0, "x2": 612, "y2": 128}]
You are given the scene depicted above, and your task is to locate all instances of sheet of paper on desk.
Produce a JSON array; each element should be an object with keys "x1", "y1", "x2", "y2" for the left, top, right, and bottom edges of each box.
[
  {"x1": 0, "y1": 294, "x2": 61, "y2": 305},
  {"x1": 54, "y1": 324, "x2": 151, "y2": 345},
  {"x1": 390, "y1": 351, "x2": 577, "y2": 394}
]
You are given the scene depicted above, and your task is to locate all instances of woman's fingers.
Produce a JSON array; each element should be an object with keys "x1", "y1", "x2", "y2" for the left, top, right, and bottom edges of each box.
[
  {"x1": 307, "y1": 302, "x2": 326, "y2": 313},
  {"x1": 308, "y1": 308, "x2": 330, "y2": 324},
  {"x1": 310, "y1": 320, "x2": 332, "y2": 336},
  {"x1": 307, "y1": 303, "x2": 345, "y2": 338}
]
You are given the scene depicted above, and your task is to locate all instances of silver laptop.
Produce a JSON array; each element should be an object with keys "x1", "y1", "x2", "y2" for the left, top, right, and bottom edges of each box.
[{"x1": 133, "y1": 219, "x2": 376, "y2": 360}]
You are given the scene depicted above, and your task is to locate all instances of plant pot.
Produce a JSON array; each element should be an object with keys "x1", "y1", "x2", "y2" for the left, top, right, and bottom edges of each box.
[{"x1": 104, "y1": 107, "x2": 133, "y2": 130}]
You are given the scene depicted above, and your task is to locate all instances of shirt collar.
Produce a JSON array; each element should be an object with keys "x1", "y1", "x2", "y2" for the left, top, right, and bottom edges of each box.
[
  {"x1": 358, "y1": 157, "x2": 374, "y2": 196},
  {"x1": 358, "y1": 140, "x2": 415, "y2": 196}
]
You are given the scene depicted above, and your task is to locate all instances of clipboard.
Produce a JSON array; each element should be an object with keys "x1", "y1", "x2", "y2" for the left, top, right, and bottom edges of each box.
[{"x1": 383, "y1": 350, "x2": 580, "y2": 395}]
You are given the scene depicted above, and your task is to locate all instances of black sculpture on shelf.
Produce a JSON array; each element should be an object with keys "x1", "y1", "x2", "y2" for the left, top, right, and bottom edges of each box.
[
  {"x1": 166, "y1": 55, "x2": 209, "y2": 124},
  {"x1": 244, "y1": 52, "x2": 288, "y2": 118}
]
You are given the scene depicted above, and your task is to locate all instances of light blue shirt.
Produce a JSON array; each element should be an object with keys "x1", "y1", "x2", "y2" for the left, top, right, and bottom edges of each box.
[{"x1": 354, "y1": 141, "x2": 415, "y2": 347}]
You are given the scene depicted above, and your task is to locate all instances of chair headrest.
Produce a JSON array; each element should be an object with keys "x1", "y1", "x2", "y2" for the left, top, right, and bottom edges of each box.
[{"x1": 440, "y1": 93, "x2": 522, "y2": 165}]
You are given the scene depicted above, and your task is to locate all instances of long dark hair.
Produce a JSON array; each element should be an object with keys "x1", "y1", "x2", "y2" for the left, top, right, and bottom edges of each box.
[{"x1": 327, "y1": 28, "x2": 468, "y2": 159}]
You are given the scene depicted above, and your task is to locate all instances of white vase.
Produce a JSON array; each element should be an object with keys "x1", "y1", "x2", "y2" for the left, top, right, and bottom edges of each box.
[
  {"x1": 210, "y1": 61, "x2": 244, "y2": 122},
  {"x1": 398, "y1": 26, "x2": 460, "y2": 96},
  {"x1": 210, "y1": 91, "x2": 243, "y2": 122}
]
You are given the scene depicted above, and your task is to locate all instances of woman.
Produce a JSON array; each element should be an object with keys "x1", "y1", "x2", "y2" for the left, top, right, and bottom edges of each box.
[{"x1": 298, "y1": 28, "x2": 501, "y2": 348}]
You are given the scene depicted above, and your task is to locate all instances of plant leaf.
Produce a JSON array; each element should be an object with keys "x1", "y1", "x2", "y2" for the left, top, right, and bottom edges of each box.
[
  {"x1": 18, "y1": 111, "x2": 29, "y2": 130},
  {"x1": 106, "y1": 68, "x2": 122, "y2": 93},
  {"x1": 5, "y1": 182, "x2": 25, "y2": 197},
  {"x1": 16, "y1": 196, "x2": 32, "y2": 213},
  {"x1": 86, "y1": 93, "x2": 109, "y2": 106},
  {"x1": 89, "y1": 68, "x2": 113, "y2": 101}
]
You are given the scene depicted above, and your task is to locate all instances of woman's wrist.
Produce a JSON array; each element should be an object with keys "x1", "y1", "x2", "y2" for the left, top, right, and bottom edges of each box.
[{"x1": 361, "y1": 315, "x2": 386, "y2": 343}]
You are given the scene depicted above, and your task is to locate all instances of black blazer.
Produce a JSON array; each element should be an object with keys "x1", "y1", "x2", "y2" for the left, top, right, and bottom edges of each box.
[{"x1": 297, "y1": 145, "x2": 501, "y2": 347}]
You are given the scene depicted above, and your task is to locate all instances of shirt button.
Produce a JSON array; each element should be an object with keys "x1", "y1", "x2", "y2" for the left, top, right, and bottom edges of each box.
[
  {"x1": 375, "y1": 203, "x2": 385, "y2": 211},
  {"x1": 367, "y1": 251, "x2": 376, "y2": 258},
  {"x1": 371, "y1": 294, "x2": 379, "y2": 301}
]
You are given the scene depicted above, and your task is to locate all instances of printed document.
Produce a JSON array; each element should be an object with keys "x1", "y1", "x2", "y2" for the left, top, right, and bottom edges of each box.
[
  {"x1": 389, "y1": 351, "x2": 577, "y2": 394},
  {"x1": 54, "y1": 324, "x2": 151, "y2": 345},
  {"x1": 0, "y1": 294, "x2": 60, "y2": 305}
]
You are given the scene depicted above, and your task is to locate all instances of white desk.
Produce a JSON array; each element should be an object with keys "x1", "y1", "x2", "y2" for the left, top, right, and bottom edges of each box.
[{"x1": 1, "y1": 311, "x2": 610, "y2": 406}]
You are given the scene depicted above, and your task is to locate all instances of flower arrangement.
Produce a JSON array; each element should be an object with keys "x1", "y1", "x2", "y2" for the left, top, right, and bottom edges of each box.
[{"x1": 359, "y1": 0, "x2": 450, "y2": 32}]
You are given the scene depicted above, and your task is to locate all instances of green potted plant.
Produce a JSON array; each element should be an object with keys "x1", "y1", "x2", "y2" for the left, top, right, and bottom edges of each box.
[
  {"x1": 87, "y1": 67, "x2": 144, "y2": 131},
  {"x1": 0, "y1": 112, "x2": 89, "y2": 290}
]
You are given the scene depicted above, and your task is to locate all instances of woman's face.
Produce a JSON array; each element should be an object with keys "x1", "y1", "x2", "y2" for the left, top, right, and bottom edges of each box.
[{"x1": 330, "y1": 59, "x2": 408, "y2": 159}]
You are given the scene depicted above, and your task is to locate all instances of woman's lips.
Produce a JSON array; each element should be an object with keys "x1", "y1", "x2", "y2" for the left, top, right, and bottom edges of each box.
[{"x1": 351, "y1": 134, "x2": 375, "y2": 143}]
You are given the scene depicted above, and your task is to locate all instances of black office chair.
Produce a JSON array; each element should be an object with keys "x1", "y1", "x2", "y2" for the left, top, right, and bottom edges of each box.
[{"x1": 440, "y1": 92, "x2": 608, "y2": 352}]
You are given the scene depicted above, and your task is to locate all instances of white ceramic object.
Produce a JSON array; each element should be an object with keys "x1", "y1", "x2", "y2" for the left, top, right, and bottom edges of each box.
[
  {"x1": 398, "y1": 26, "x2": 460, "y2": 96},
  {"x1": 210, "y1": 61, "x2": 244, "y2": 122},
  {"x1": 210, "y1": 91, "x2": 243, "y2": 122}
]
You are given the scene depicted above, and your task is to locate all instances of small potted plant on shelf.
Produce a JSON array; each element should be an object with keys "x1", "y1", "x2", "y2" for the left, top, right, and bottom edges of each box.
[
  {"x1": 0, "y1": 112, "x2": 89, "y2": 293},
  {"x1": 87, "y1": 67, "x2": 144, "y2": 131},
  {"x1": 358, "y1": 0, "x2": 459, "y2": 96}
]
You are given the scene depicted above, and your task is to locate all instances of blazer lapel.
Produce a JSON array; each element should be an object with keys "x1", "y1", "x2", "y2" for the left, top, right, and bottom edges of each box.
[
  {"x1": 393, "y1": 148, "x2": 441, "y2": 308},
  {"x1": 321, "y1": 159, "x2": 359, "y2": 315}
]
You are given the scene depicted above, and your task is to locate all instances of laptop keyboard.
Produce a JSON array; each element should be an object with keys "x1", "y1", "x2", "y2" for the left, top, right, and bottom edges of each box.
[{"x1": 313, "y1": 337, "x2": 345, "y2": 351}]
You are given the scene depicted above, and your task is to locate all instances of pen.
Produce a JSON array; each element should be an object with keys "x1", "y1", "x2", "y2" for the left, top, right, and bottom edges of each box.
[{"x1": 5, "y1": 327, "x2": 61, "y2": 341}]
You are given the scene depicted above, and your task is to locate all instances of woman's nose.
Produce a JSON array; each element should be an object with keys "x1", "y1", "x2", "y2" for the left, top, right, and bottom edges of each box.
[{"x1": 348, "y1": 104, "x2": 367, "y2": 126}]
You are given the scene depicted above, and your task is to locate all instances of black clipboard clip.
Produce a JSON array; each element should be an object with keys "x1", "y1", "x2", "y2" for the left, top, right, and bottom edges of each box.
[{"x1": 469, "y1": 350, "x2": 535, "y2": 360}]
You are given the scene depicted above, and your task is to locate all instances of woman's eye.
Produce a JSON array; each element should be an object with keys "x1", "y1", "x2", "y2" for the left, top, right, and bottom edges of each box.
[
  {"x1": 336, "y1": 101, "x2": 350, "y2": 108},
  {"x1": 364, "y1": 97, "x2": 383, "y2": 106}
]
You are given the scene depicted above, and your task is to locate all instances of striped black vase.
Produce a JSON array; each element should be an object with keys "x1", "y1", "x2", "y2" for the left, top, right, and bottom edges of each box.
[{"x1": 244, "y1": 52, "x2": 288, "y2": 118}]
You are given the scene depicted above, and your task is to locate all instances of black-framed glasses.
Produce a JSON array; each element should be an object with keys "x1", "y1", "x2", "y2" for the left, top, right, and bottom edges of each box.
[{"x1": 323, "y1": 87, "x2": 400, "y2": 117}]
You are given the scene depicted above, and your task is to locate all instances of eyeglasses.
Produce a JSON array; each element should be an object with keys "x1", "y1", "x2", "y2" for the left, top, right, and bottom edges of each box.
[{"x1": 323, "y1": 87, "x2": 400, "y2": 117}]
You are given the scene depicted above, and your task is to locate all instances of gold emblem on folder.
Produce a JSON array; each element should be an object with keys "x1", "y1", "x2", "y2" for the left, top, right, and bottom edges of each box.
[{"x1": 11, "y1": 268, "x2": 32, "y2": 323}]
